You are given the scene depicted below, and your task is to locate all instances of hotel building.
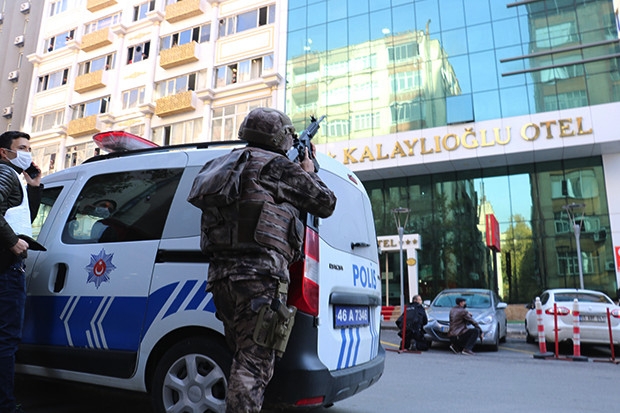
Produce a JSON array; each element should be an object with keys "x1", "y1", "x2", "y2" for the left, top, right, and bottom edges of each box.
[{"x1": 19, "y1": 0, "x2": 620, "y2": 304}]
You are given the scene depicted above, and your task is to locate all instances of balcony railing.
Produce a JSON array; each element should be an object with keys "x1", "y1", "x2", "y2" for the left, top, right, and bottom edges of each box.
[
  {"x1": 86, "y1": 0, "x2": 117, "y2": 13},
  {"x1": 81, "y1": 28, "x2": 114, "y2": 53},
  {"x1": 67, "y1": 115, "x2": 101, "y2": 137},
  {"x1": 155, "y1": 91, "x2": 197, "y2": 117},
  {"x1": 159, "y1": 42, "x2": 199, "y2": 69},
  {"x1": 165, "y1": 0, "x2": 206, "y2": 24},
  {"x1": 74, "y1": 70, "x2": 107, "y2": 94}
]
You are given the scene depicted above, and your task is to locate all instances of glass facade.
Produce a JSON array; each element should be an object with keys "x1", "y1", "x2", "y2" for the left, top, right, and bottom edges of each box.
[{"x1": 286, "y1": 0, "x2": 620, "y2": 303}]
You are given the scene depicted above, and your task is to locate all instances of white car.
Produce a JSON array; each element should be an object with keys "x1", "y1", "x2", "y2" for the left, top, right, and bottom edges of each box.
[{"x1": 524, "y1": 288, "x2": 620, "y2": 347}]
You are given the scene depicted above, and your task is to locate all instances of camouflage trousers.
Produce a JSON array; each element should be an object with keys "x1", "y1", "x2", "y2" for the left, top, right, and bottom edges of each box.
[{"x1": 211, "y1": 276, "x2": 285, "y2": 413}]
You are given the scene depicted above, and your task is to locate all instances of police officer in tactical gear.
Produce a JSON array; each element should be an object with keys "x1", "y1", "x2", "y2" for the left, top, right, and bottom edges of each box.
[{"x1": 189, "y1": 107, "x2": 337, "y2": 413}]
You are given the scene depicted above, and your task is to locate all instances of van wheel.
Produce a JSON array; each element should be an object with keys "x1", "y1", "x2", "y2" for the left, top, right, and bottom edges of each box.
[{"x1": 151, "y1": 336, "x2": 231, "y2": 413}]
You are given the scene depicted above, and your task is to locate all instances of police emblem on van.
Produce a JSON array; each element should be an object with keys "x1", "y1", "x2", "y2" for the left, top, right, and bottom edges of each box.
[{"x1": 85, "y1": 249, "x2": 116, "y2": 289}]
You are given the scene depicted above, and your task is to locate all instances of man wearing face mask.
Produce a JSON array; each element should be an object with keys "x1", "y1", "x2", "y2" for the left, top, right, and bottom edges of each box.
[{"x1": 0, "y1": 131, "x2": 42, "y2": 413}]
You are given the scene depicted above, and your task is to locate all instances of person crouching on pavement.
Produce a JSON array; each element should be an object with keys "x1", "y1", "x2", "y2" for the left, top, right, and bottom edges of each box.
[{"x1": 448, "y1": 297, "x2": 482, "y2": 355}]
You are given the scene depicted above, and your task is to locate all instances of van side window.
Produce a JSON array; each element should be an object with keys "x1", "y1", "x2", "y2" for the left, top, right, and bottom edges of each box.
[
  {"x1": 316, "y1": 171, "x2": 378, "y2": 261},
  {"x1": 32, "y1": 187, "x2": 63, "y2": 239},
  {"x1": 62, "y1": 169, "x2": 183, "y2": 244}
]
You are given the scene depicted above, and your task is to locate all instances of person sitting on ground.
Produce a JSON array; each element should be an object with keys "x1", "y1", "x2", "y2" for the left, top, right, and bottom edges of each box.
[{"x1": 448, "y1": 297, "x2": 483, "y2": 355}]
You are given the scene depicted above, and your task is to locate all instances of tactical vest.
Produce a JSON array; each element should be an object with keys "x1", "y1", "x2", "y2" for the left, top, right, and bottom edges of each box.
[{"x1": 199, "y1": 148, "x2": 303, "y2": 263}]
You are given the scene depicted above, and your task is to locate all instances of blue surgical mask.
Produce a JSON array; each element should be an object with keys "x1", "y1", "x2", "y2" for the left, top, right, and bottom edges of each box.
[{"x1": 94, "y1": 207, "x2": 111, "y2": 218}]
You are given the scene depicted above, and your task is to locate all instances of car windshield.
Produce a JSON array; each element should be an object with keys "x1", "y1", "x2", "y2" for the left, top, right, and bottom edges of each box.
[
  {"x1": 554, "y1": 293, "x2": 612, "y2": 304},
  {"x1": 433, "y1": 292, "x2": 492, "y2": 309}
]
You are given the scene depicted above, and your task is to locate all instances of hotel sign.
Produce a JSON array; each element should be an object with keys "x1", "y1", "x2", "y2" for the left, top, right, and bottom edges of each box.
[{"x1": 326, "y1": 116, "x2": 592, "y2": 165}]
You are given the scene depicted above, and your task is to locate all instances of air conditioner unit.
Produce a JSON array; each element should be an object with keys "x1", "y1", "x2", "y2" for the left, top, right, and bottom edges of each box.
[
  {"x1": 593, "y1": 229, "x2": 607, "y2": 242},
  {"x1": 606, "y1": 261, "x2": 616, "y2": 272},
  {"x1": 7, "y1": 71, "x2": 19, "y2": 81},
  {"x1": 20, "y1": 2, "x2": 30, "y2": 14},
  {"x1": 2, "y1": 106, "x2": 13, "y2": 118},
  {"x1": 14, "y1": 35, "x2": 24, "y2": 46}
]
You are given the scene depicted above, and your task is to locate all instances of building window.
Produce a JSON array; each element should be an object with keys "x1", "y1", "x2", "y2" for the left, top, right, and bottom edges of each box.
[
  {"x1": 37, "y1": 69, "x2": 69, "y2": 92},
  {"x1": 78, "y1": 53, "x2": 116, "y2": 75},
  {"x1": 64, "y1": 142, "x2": 99, "y2": 169},
  {"x1": 32, "y1": 109, "x2": 65, "y2": 133},
  {"x1": 543, "y1": 90, "x2": 588, "y2": 111},
  {"x1": 325, "y1": 120, "x2": 349, "y2": 137},
  {"x1": 44, "y1": 30, "x2": 75, "y2": 53},
  {"x1": 156, "y1": 73, "x2": 197, "y2": 98},
  {"x1": 72, "y1": 96, "x2": 110, "y2": 119},
  {"x1": 388, "y1": 43, "x2": 419, "y2": 62},
  {"x1": 353, "y1": 112, "x2": 380, "y2": 131},
  {"x1": 152, "y1": 119, "x2": 202, "y2": 146},
  {"x1": 133, "y1": 1, "x2": 155, "y2": 22},
  {"x1": 214, "y1": 55, "x2": 273, "y2": 87},
  {"x1": 390, "y1": 100, "x2": 424, "y2": 123},
  {"x1": 122, "y1": 87, "x2": 145, "y2": 110},
  {"x1": 211, "y1": 98, "x2": 271, "y2": 141},
  {"x1": 127, "y1": 42, "x2": 150, "y2": 64},
  {"x1": 160, "y1": 24, "x2": 211, "y2": 50},
  {"x1": 535, "y1": 22, "x2": 578, "y2": 49},
  {"x1": 218, "y1": 4, "x2": 275, "y2": 38},
  {"x1": 84, "y1": 13, "x2": 121, "y2": 34},
  {"x1": 391, "y1": 71, "x2": 422, "y2": 93},
  {"x1": 557, "y1": 251, "x2": 595, "y2": 276},
  {"x1": 50, "y1": 0, "x2": 68, "y2": 16}
]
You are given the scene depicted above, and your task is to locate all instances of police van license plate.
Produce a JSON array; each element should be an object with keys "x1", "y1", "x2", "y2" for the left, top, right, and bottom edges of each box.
[{"x1": 334, "y1": 305, "x2": 370, "y2": 328}]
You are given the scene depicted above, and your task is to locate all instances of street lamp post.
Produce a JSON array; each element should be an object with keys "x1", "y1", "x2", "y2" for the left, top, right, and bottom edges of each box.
[
  {"x1": 392, "y1": 207, "x2": 410, "y2": 351},
  {"x1": 563, "y1": 202, "x2": 586, "y2": 289}
]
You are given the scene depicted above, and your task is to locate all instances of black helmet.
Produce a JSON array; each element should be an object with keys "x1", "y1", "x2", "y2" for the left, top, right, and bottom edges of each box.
[{"x1": 238, "y1": 108, "x2": 296, "y2": 151}]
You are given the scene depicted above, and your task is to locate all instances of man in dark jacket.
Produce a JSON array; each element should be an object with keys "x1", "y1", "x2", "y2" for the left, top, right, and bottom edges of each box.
[
  {"x1": 0, "y1": 131, "x2": 42, "y2": 413},
  {"x1": 189, "y1": 108, "x2": 337, "y2": 413},
  {"x1": 396, "y1": 294, "x2": 428, "y2": 350},
  {"x1": 448, "y1": 297, "x2": 483, "y2": 355}
]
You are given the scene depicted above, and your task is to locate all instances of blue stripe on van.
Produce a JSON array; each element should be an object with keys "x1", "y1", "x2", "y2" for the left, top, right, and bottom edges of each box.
[
  {"x1": 22, "y1": 281, "x2": 215, "y2": 352},
  {"x1": 336, "y1": 326, "x2": 363, "y2": 370},
  {"x1": 162, "y1": 280, "x2": 198, "y2": 318}
]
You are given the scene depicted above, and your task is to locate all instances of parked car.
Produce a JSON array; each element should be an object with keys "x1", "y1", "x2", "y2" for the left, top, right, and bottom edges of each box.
[
  {"x1": 424, "y1": 288, "x2": 508, "y2": 351},
  {"x1": 524, "y1": 288, "x2": 620, "y2": 347}
]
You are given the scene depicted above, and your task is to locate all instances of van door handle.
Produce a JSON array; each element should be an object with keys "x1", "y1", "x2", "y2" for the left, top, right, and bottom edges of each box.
[
  {"x1": 351, "y1": 242, "x2": 370, "y2": 250},
  {"x1": 53, "y1": 263, "x2": 68, "y2": 293}
]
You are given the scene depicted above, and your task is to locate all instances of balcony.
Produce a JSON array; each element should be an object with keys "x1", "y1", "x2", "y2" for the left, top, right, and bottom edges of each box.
[
  {"x1": 67, "y1": 115, "x2": 101, "y2": 137},
  {"x1": 87, "y1": 0, "x2": 117, "y2": 12},
  {"x1": 159, "y1": 41, "x2": 199, "y2": 69},
  {"x1": 155, "y1": 91, "x2": 197, "y2": 117},
  {"x1": 74, "y1": 70, "x2": 108, "y2": 94},
  {"x1": 165, "y1": 0, "x2": 206, "y2": 24},
  {"x1": 81, "y1": 28, "x2": 114, "y2": 53},
  {"x1": 291, "y1": 82, "x2": 319, "y2": 104}
]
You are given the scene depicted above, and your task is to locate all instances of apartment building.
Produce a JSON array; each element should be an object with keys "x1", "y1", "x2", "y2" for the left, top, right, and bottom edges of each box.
[
  {"x1": 0, "y1": 0, "x2": 44, "y2": 131},
  {"x1": 27, "y1": 0, "x2": 285, "y2": 174}
]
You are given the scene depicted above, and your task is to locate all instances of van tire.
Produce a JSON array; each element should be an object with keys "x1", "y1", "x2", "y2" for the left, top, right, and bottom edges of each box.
[{"x1": 151, "y1": 336, "x2": 232, "y2": 413}]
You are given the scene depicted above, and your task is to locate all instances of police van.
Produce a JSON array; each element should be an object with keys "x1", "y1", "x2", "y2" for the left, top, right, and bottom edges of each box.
[{"x1": 17, "y1": 133, "x2": 384, "y2": 412}]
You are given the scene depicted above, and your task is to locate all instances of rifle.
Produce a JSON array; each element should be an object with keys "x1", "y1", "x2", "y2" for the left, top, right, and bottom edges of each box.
[{"x1": 288, "y1": 115, "x2": 325, "y2": 172}]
